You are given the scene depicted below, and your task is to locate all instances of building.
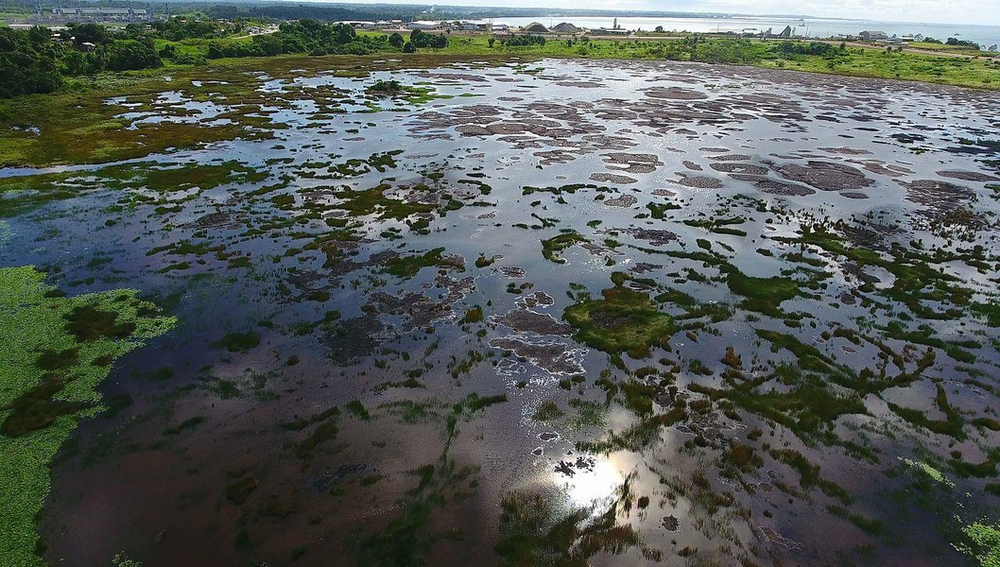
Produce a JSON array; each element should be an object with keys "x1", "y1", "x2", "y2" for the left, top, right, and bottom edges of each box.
[
  {"x1": 550, "y1": 22, "x2": 580, "y2": 34},
  {"x1": 338, "y1": 20, "x2": 376, "y2": 29},
  {"x1": 406, "y1": 21, "x2": 441, "y2": 31},
  {"x1": 592, "y1": 27, "x2": 629, "y2": 36},
  {"x1": 859, "y1": 30, "x2": 888, "y2": 41},
  {"x1": 37, "y1": 4, "x2": 153, "y2": 23},
  {"x1": 875, "y1": 36, "x2": 905, "y2": 46}
]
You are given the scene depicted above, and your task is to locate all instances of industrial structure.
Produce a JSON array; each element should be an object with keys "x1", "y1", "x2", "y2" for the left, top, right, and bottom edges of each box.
[{"x1": 30, "y1": 4, "x2": 155, "y2": 23}]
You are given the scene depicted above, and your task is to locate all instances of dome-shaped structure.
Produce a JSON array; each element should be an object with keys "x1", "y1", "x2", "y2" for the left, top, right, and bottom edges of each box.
[
  {"x1": 551, "y1": 22, "x2": 580, "y2": 34},
  {"x1": 522, "y1": 22, "x2": 549, "y2": 33}
]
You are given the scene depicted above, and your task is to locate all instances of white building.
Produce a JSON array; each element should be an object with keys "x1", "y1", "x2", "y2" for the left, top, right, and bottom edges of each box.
[
  {"x1": 338, "y1": 20, "x2": 376, "y2": 29},
  {"x1": 592, "y1": 27, "x2": 629, "y2": 36},
  {"x1": 41, "y1": 5, "x2": 153, "y2": 23},
  {"x1": 406, "y1": 21, "x2": 440, "y2": 31},
  {"x1": 859, "y1": 30, "x2": 889, "y2": 41}
]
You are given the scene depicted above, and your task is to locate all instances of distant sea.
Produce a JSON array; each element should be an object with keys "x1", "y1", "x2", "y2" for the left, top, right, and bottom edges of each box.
[{"x1": 486, "y1": 16, "x2": 1000, "y2": 48}]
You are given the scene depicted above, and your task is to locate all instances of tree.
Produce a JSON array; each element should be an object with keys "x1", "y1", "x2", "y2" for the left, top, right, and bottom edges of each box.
[
  {"x1": 389, "y1": 32, "x2": 404, "y2": 49},
  {"x1": 60, "y1": 49, "x2": 93, "y2": 75},
  {"x1": 207, "y1": 43, "x2": 224, "y2": 59},
  {"x1": 488, "y1": 37, "x2": 495, "y2": 48},
  {"x1": 252, "y1": 33, "x2": 283, "y2": 56},
  {"x1": 403, "y1": 41, "x2": 416, "y2": 53},
  {"x1": 0, "y1": 28, "x2": 16, "y2": 52},
  {"x1": 409, "y1": 29, "x2": 447, "y2": 49},
  {"x1": 410, "y1": 29, "x2": 427, "y2": 47},
  {"x1": 333, "y1": 23, "x2": 356, "y2": 45},
  {"x1": 0, "y1": 27, "x2": 64, "y2": 97},
  {"x1": 27, "y1": 26, "x2": 51, "y2": 45},
  {"x1": 105, "y1": 40, "x2": 162, "y2": 71},
  {"x1": 655, "y1": 25, "x2": 664, "y2": 33},
  {"x1": 505, "y1": 35, "x2": 545, "y2": 47},
  {"x1": 68, "y1": 23, "x2": 110, "y2": 45}
]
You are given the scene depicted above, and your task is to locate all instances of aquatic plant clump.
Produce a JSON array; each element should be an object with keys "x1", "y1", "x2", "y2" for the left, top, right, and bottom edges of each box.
[
  {"x1": 564, "y1": 286, "x2": 677, "y2": 360},
  {"x1": 0, "y1": 266, "x2": 175, "y2": 566}
]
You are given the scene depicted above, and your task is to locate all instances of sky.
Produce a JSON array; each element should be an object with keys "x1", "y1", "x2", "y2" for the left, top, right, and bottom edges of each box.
[
  {"x1": 683, "y1": 0, "x2": 1000, "y2": 26},
  {"x1": 344, "y1": 0, "x2": 1000, "y2": 27}
]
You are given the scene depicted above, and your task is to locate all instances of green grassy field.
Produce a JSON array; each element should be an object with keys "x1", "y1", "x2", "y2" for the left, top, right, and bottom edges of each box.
[
  {"x1": 755, "y1": 45, "x2": 1000, "y2": 87},
  {"x1": 143, "y1": 33, "x2": 1000, "y2": 90},
  {"x1": 908, "y1": 41, "x2": 995, "y2": 55}
]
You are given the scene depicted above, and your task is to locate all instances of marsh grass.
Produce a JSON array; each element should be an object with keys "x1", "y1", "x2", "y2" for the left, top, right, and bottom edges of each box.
[{"x1": 0, "y1": 265, "x2": 175, "y2": 566}]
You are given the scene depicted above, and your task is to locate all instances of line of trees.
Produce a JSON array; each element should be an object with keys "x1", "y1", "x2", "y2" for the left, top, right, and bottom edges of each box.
[
  {"x1": 503, "y1": 34, "x2": 546, "y2": 47},
  {"x1": 0, "y1": 19, "x2": 454, "y2": 98},
  {"x1": 1, "y1": 24, "x2": 162, "y2": 98},
  {"x1": 408, "y1": 29, "x2": 448, "y2": 48},
  {"x1": 148, "y1": 17, "x2": 245, "y2": 41},
  {"x1": 204, "y1": 23, "x2": 447, "y2": 59}
]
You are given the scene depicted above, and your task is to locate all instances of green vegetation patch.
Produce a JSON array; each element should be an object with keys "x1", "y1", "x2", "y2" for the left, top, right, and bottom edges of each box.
[
  {"x1": 564, "y1": 284, "x2": 676, "y2": 360},
  {"x1": 211, "y1": 331, "x2": 260, "y2": 353},
  {"x1": 332, "y1": 183, "x2": 434, "y2": 220},
  {"x1": 494, "y1": 474, "x2": 660, "y2": 564},
  {"x1": 0, "y1": 160, "x2": 266, "y2": 219},
  {"x1": 0, "y1": 265, "x2": 175, "y2": 566},
  {"x1": 541, "y1": 231, "x2": 588, "y2": 264},
  {"x1": 689, "y1": 332, "x2": 866, "y2": 441},
  {"x1": 723, "y1": 266, "x2": 804, "y2": 317},
  {"x1": 955, "y1": 521, "x2": 1000, "y2": 567},
  {"x1": 384, "y1": 248, "x2": 461, "y2": 278},
  {"x1": 777, "y1": 225, "x2": 975, "y2": 320}
]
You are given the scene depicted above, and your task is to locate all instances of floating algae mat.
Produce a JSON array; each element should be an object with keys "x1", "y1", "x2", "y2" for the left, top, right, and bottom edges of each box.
[{"x1": 1, "y1": 58, "x2": 999, "y2": 566}]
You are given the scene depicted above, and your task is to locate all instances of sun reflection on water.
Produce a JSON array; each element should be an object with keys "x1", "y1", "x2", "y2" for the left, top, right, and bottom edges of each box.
[{"x1": 558, "y1": 453, "x2": 626, "y2": 507}]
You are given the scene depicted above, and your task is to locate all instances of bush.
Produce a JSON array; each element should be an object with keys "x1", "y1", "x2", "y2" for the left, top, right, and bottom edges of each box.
[
  {"x1": 105, "y1": 40, "x2": 162, "y2": 71},
  {"x1": 0, "y1": 27, "x2": 66, "y2": 97},
  {"x1": 207, "y1": 42, "x2": 224, "y2": 59},
  {"x1": 946, "y1": 37, "x2": 980, "y2": 49},
  {"x1": 409, "y1": 29, "x2": 447, "y2": 49},
  {"x1": 367, "y1": 79, "x2": 402, "y2": 94},
  {"x1": 505, "y1": 34, "x2": 546, "y2": 47},
  {"x1": 173, "y1": 52, "x2": 207, "y2": 66},
  {"x1": 252, "y1": 34, "x2": 283, "y2": 56},
  {"x1": 773, "y1": 41, "x2": 833, "y2": 57}
]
